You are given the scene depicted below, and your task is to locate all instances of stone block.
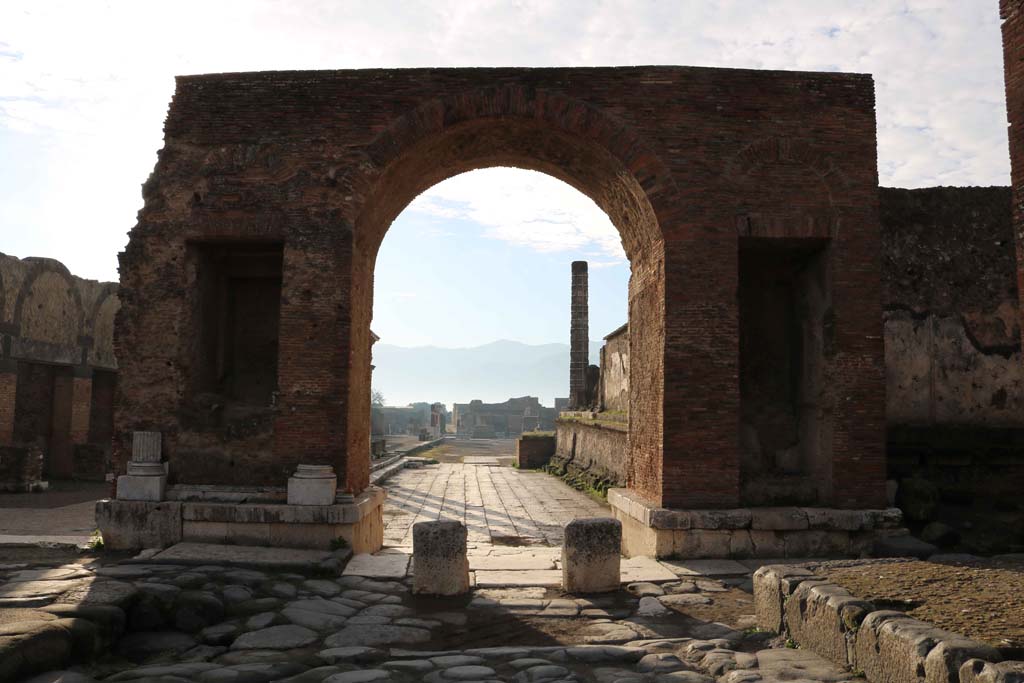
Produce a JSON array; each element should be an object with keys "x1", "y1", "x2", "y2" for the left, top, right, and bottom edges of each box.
[
  {"x1": 412, "y1": 520, "x2": 469, "y2": 596},
  {"x1": 131, "y1": 431, "x2": 162, "y2": 463},
  {"x1": 612, "y1": 506, "x2": 673, "y2": 558},
  {"x1": 672, "y1": 530, "x2": 732, "y2": 558},
  {"x1": 802, "y1": 508, "x2": 866, "y2": 531},
  {"x1": 287, "y1": 465, "x2": 337, "y2": 506},
  {"x1": 96, "y1": 500, "x2": 182, "y2": 550},
  {"x1": 785, "y1": 579, "x2": 873, "y2": 668},
  {"x1": 925, "y1": 638, "x2": 1002, "y2": 683},
  {"x1": 960, "y1": 659, "x2": 1024, "y2": 683},
  {"x1": 854, "y1": 611, "x2": 946, "y2": 683},
  {"x1": 864, "y1": 508, "x2": 905, "y2": 530},
  {"x1": 685, "y1": 509, "x2": 753, "y2": 530},
  {"x1": 562, "y1": 518, "x2": 621, "y2": 593},
  {"x1": 752, "y1": 564, "x2": 819, "y2": 634},
  {"x1": 116, "y1": 472, "x2": 167, "y2": 502},
  {"x1": 749, "y1": 529, "x2": 787, "y2": 557},
  {"x1": 751, "y1": 508, "x2": 809, "y2": 531},
  {"x1": 783, "y1": 530, "x2": 851, "y2": 558}
]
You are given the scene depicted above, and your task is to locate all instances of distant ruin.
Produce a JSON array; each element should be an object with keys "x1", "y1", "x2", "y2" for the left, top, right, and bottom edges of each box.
[{"x1": 0, "y1": 253, "x2": 118, "y2": 490}]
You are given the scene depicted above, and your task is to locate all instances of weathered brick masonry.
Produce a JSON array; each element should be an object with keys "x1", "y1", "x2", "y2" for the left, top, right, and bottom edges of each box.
[
  {"x1": 1002, "y1": 1, "x2": 1024, "y2": 338},
  {"x1": 116, "y1": 66, "x2": 886, "y2": 512}
]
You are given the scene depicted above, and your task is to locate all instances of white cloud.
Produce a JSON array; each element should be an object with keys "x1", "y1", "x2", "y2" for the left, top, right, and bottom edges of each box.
[
  {"x1": 407, "y1": 169, "x2": 625, "y2": 261},
  {"x1": 0, "y1": 0, "x2": 1011, "y2": 281}
]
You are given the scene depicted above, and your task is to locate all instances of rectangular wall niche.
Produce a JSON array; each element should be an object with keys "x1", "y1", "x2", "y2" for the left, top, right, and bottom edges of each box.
[
  {"x1": 186, "y1": 242, "x2": 284, "y2": 410},
  {"x1": 738, "y1": 238, "x2": 830, "y2": 506}
]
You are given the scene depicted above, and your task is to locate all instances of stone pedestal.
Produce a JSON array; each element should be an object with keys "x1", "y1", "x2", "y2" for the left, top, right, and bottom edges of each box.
[
  {"x1": 287, "y1": 464, "x2": 338, "y2": 505},
  {"x1": 117, "y1": 462, "x2": 168, "y2": 501},
  {"x1": 412, "y1": 520, "x2": 470, "y2": 595},
  {"x1": 562, "y1": 517, "x2": 621, "y2": 594},
  {"x1": 117, "y1": 431, "x2": 167, "y2": 502}
]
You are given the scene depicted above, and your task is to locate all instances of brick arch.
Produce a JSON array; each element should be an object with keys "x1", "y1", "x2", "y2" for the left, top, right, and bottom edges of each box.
[
  {"x1": 345, "y1": 87, "x2": 679, "y2": 267},
  {"x1": 13, "y1": 258, "x2": 84, "y2": 347},
  {"x1": 342, "y1": 88, "x2": 678, "y2": 497},
  {"x1": 87, "y1": 285, "x2": 119, "y2": 368},
  {"x1": 724, "y1": 137, "x2": 852, "y2": 240}
]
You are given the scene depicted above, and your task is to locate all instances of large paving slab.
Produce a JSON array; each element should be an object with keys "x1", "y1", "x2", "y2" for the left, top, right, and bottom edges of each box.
[
  {"x1": 620, "y1": 557, "x2": 678, "y2": 583},
  {"x1": 473, "y1": 569, "x2": 564, "y2": 588},
  {"x1": 659, "y1": 559, "x2": 750, "y2": 577},
  {"x1": 150, "y1": 542, "x2": 333, "y2": 569},
  {"x1": 344, "y1": 552, "x2": 411, "y2": 579}
]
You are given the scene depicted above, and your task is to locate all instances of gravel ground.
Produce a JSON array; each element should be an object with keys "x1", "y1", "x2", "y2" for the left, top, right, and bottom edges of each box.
[{"x1": 819, "y1": 557, "x2": 1024, "y2": 650}]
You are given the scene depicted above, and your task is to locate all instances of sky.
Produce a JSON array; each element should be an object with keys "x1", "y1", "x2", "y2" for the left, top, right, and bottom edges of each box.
[{"x1": 0, "y1": 0, "x2": 1011, "y2": 350}]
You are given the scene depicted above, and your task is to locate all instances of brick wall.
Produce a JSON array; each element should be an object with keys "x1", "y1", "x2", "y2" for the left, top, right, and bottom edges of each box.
[
  {"x1": 117, "y1": 66, "x2": 884, "y2": 508},
  {"x1": 1002, "y1": 1, "x2": 1024, "y2": 351}
]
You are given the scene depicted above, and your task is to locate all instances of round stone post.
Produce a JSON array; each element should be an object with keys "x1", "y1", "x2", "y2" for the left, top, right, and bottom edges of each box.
[
  {"x1": 562, "y1": 517, "x2": 621, "y2": 593},
  {"x1": 412, "y1": 520, "x2": 469, "y2": 596}
]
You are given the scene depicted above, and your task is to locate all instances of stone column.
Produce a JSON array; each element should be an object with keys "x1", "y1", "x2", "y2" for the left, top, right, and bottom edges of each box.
[
  {"x1": 116, "y1": 431, "x2": 167, "y2": 501},
  {"x1": 412, "y1": 520, "x2": 470, "y2": 595},
  {"x1": 569, "y1": 261, "x2": 589, "y2": 409},
  {"x1": 287, "y1": 464, "x2": 338, "y2": 505},
  {"x1": 562, "y1": 518, "x2": 621, "y2": 593}
]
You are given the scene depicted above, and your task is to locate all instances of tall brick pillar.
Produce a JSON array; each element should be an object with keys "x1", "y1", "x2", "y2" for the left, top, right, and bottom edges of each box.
[
  {"x1": 69, "y1": 372, "x2": 92, "y2": 445},
  {"x1": 568, "y1": 261, "x2": 589, "y2": 409},
  {"x1": 0, "y1": 367, "x2": 15, "y2": 446},
  {"x1": 1002, "y1": 0, "x2": 1024, "y2": 349}
]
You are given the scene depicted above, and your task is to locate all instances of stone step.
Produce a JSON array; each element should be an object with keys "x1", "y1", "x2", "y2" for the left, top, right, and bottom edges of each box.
[{"x1": 142, "y1": 543, "x2": 334, "y2": 570}]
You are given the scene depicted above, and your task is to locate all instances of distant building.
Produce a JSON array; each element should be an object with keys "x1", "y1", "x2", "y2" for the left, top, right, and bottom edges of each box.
[{"x1": 452, "y1": 396, "x2": 556, "y2": 438}]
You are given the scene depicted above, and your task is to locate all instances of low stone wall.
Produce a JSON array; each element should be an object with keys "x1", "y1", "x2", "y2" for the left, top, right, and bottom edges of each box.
[
  {"x1": 515, "y1": 435, "x2": 555, "y2": 469},
  {"x1": 97, "y1": 486, "x2": 386, "y2": 552},
  {"x1": 609, "y1": 488, "x2": 906, "y2": 559},
  {"x1": 754, "y1": 564, "x2": 1011, "y2": 683},
  {"x1": 0, "y1": 444, "x2": 46, "y2": 492},
  {"x1": 551, "y1": 418, "x2": 627, "y2": 493}
]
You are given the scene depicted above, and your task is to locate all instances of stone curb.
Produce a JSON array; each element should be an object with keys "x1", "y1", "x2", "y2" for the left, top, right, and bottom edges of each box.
[
  {"x1": 753, "y1": 563, "x2": 1010, "y2": 683},
  {"x1": 370, "y1": 437, "x2": 448, "y2": 486}
]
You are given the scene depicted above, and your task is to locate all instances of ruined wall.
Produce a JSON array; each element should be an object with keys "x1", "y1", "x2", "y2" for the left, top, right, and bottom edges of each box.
[
  {"x1": 881, "y1": 186, "x2": 1024, "y2": 552},
  {"x1": 551, "y1": 417, "x2": 628, "y2": 493},
  {"x1": 599, "y1": 324, "x2": 629, "y2": 414},
  {"x1": 117, "y1": 66, "x2": 884, "y2": 508},
  {"x1": 881, "y1": 186, "x2": 1022, "y2": 428},
  {"x1": 0, "y1": 252, "x2": 119, "y2": 484}
]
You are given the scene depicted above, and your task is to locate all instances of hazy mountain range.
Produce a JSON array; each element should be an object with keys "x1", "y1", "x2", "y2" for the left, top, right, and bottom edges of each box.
[{"x1": 372, "y1": 339, "x2": 603, "y2": 410}]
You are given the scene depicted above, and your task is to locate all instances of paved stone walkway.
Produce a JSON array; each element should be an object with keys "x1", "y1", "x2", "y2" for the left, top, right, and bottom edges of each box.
[
  {"x1": 0, "y1": 553, "x2": 853, "y2": 683},
  {"x1": 383, "y1": 450, "x2": 608, "y2": 548}
]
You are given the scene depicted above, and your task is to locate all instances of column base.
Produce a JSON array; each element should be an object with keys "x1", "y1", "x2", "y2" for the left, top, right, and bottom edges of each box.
[
  {"x1": 608, "y1": 488, "x2": 906, "y2": 559},
  {"x1": 97, "y1": 486, "x2": 385, "y2": 552}
]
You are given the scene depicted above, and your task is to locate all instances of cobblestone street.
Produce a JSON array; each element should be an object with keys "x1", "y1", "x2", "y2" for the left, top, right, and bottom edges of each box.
[{"x1": 382, "y1": 439, "x2": 608, "y2": 549}]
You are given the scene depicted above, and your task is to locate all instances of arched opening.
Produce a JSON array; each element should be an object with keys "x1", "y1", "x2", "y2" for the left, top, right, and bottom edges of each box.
[
  {"x1": 342, "y1": 114, "x2": 668, "y2": 505},
  {"x1": 369, "y1": 167, "x2": 631, "y2": 544}
]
